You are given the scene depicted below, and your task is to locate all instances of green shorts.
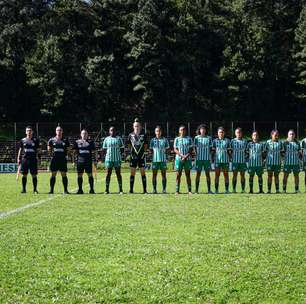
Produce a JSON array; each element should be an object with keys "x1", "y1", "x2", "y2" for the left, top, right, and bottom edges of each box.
[
  {"x1": 266, "y1": 164, "x2": 281, "y2": 173},
  {"x1": 152, "y1": 162, "x2": 167, "y2": 171},
  {"x1": 105, "y1": 161, "x2": 121, "y2": 169},
  {"x1": 232, "y1": 163, "x2": 247, "y2": 172},
  {"x1": 175, "y1": 159, "x2": 192, "y2": 171},
  {"x1": 248, "y1": 166, "x2": 264, "y2": 176},
  {"x1": 195, "y1": 160, "x2": 211, "y2": 172},
  {"x1": 283, "y1": 164, "x2": 300, "y2": 174},
  {"x1": 215, "y1": 163, "x2": 229, "y2": 171}
]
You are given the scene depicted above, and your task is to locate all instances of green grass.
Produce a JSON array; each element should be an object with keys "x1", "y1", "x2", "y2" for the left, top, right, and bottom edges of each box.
[{"x1": 0, "y1": 172, "x2": 305, "y2": 303}]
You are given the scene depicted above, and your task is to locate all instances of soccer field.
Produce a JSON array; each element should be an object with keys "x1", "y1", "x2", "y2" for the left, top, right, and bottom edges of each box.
[{"x1": 0, "y1": 172, "x2": 305, "y2": 303}]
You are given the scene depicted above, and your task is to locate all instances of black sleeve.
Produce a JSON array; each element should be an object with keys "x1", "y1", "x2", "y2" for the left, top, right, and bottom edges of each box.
[
  {"x1": 73, "y1": 141, "x2": 78, "y2": 151},
  {"x1": 91, "y1": 140, "x2": 96, "y2": 151},
  {"x1": 48, "y1": 138, "x2": 53, "y2": 148},
  {"x1": 19, "y1": 140, "x2": 24, "y2": 150}
]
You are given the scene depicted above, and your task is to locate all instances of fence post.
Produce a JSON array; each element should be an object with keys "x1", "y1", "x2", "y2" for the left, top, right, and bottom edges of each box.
[
  {"x1": 231, "y1": 121, "x2": 234, "y2": 138},
  {"x1": 144, "y1": 122, "x2": 147, "y2": 134},
  {"x1": 166, "y1": 121, "x2": 169, "y2": 138},
  {"x1": 297, "y1": 121, "x2": 300, "y2": 139},
  {"x1": 36, "y1": 122, "x2": 39, "y2": 138},
  {"x1": 14, "y1": 122, "x2": 17, "y2": 163},
  {"x1": 274, "y1": 121, "x2": 277, "y2": 130},
  {"x1": 253, "y1": 121, "x2": 256, "y2": 131},
  {"x1": 123, "y1": 121, "x2": 126, "y2": 137},
  {"x1": 188, "y1": 122, "x2": 190, "y2": 136},
  {"x1": 79, "y1": 123, "x2": 82, "y2": 132},
  {"x1": 210, "y1": 121, "x2": 213, "y2": 136}
]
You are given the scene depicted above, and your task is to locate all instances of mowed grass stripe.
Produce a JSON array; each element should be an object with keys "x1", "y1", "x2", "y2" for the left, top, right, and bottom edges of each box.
[{"x1": 0, "y1": 173, "x2": 305, "y2": 303}]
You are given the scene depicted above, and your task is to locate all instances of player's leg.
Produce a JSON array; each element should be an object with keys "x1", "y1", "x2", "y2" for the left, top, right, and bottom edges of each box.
[
  {"x1": 105, "y1": 167, "x2": 112, "y2": 194},
  {"x1": 267, "y1": 171, "x2": 273, "y2": 193},
  {"x1": 283, "y1": 171, "x2": 289, "y2": 193},
  {"x1": 176, "y1": 169, "x2": 182, "y2": 194},
  {"x1": 232, "y1": 170, "x2": 238, "y2": 193},
  {"x1": 249, "y1": 171, "x2": 255, "y2": 194},
  {"x1": 215, "y1": 166, "x2": 221, "y2": 193},
  {"x1": 258, "y1": 170, "x2": 264, "y2": 193},
  {"x1": 77, "y1": 162, "x2": 84, "y2": 194},
  {"x1": 161, "y1": 169, "x2": 167, "y2": 193},
  {"x1": 195, "y1": 170, "x2": 201, "y2": 194},
  {"x1": 20, "y1": 159, "x2": 29, "y2": 193},
  {"x1": 274, "y1": 171, "x2": 280, "y2": 193},
  {"x1": 185, "y1": 168, "x2": 192, "y2": 194},
  {"x1": 152, "y1": 168, "x2": 158, "y2": 194},
  {"x1": 205, "y1": 170, "x2": 212, "y2": 193},
  {"x1": 140, "y1": 165, "x2": 147, "y2": 194},
  {"x1": 115, "y1": 166, "x2": 123, "y2": 194},
  {"x1": 240, "y1": 171, "x2": 246, "y2": 193},
  {"x1": 60, "y1": 171, "x2": 69, "y2": 194},
  {"x1": 294, "y1": 171, "x2": 299, "y2": 193},
  {"x1": 129, "y1": 165, "x2": 136, "y2": 194},
  {"x1": 223, "y1": 169, "x2": 230, "y2": 193},
  {"x1": 49, "y1": 171, "x2": 57, "y2": 194},
  {"x1": 29, "y1": 158, "x2": 38, "y2": 193}
]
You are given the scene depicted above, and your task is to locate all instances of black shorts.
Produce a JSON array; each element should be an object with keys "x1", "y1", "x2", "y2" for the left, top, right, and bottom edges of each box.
[
  {"x1": 77, "y1": 161, "x2": 92, "y2": 174},
  {"x1": 130, "y1": 158, "x2": 145, "y2": 168},
  {"x1": 21, "y1": 158, "x2": 38, "y2": 175},
  {"x1": 50, "y1": 157, "x2": 67, "y2": 173}
]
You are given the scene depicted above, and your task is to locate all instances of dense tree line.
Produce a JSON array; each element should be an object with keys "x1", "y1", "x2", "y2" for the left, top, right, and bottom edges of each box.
[{"x1": 0, "y1": 0, "x2": 305, "y2": 123}]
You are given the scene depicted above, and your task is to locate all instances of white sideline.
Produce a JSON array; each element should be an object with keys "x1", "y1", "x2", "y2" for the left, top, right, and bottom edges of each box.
[{"x1": 0, "y1": 181, "x2": 97, "y2": 220}]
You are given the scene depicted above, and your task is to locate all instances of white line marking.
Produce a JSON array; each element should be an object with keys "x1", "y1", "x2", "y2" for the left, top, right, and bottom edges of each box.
[{"x1": 0, "y1": 180, "x2": 99, "y2": 220}]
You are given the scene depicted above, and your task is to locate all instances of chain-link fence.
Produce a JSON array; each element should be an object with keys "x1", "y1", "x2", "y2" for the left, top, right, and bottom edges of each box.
[{"x1": 1, "y1": 121, "x2": 306, "y2": 168}]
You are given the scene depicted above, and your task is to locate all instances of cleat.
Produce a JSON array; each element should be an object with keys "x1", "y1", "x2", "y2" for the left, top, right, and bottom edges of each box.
[
  {"x1": 249, "y1": 190, "x2": 253, "y2": 194},
  {"x1": 295, "y1": 190, "x2": 300, "y2": 194},
  {"x1": 21, "y1": 190, "x2": 26, "y2": 194},
  {"x1": 104, "y1": 190, "x2": 109, "y2": 194},
  {"x1": 225, "y1": 190, "x2": 230, "y2": 194},
  {"x1": 143, "y1": 191, "x2": 148, "y2": 194},
  {"x1": 188, "y1": 191, "x2": 192, "y2": 195},
  {"x1": 64, "y1": 190, "x2": 70, "y2": 194},
  {"x1": 119, "y1": 191, "x2": 123, "y2": 195},
  {"x1": 259, "y1": 190, "x2": 264, "y2": 194},
  {"x1": 129, "y1": 190, "x2": 133, "y2": 194},
  {"x1": 48, "y1": 191, "x2": 54, "y2": 194},
  {"x1": 162, "y1": 190, "x2": 167, "y2": 194},
  {"x1": 175, "y1": 192, "x2": 180, "y2": 195},
  {"x1": 33, "y1": 190, "x2": 39, "y2": 194},
  {"x1": 153, "y1": 189, "x2": 157, "y2": 194},
  {"x1": 232, "y1": 190, "x2": 237, "y2": 194},
  {"x1": 77, "y1": 189, "x2": 84, "y2": 195},
  {"x1": 208, "y1": 190, "x2": 214, "y2": 194},
  {"x1": 89, "y1": 189, "x2": 95, "y2": 194}
]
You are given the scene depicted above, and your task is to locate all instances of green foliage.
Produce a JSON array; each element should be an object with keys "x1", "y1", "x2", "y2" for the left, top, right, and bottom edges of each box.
[{"x1": 0, "y1": 0, "x2": 305, "y2": 122}]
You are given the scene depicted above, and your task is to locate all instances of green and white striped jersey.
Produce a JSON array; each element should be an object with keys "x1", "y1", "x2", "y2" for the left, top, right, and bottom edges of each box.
[
  {"x1": 194, "y1": 135, "x2": 212, "y2": 161},
  {"x1": 150, "y1": 137, "x2": 170, "y2": 162},
  {"x1": 102, "y1": 136, "x2": 124, "y2": 162},
  {"x1": 283, "y1": 140, "x2": 301, "y2": 166},
  {"x1": 301, "y1": 138, "x2": 306, "y2": 162},
  {"x1": 266, "y1": 140, "x2": 283, "y2": 166},
  {"x1": 247, "y1": 141, "x2": 265, "y2": 167},
  {"x1": 231, "y1": 138, "x2": 248, "y2": 163},
  {"x1": 213, "y1": 138, "x2": 231, "y2": 164},
  {"x1": 174, "y1": 136, "x2": 193, "y2": 160}
]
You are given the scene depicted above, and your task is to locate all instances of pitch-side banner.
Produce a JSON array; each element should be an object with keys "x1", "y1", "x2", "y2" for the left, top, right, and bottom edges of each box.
[{"x1": 0, "y1": 163, "x2": 18, "y2": 173}]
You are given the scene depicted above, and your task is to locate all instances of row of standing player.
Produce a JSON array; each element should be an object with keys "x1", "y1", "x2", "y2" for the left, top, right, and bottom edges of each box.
[{"x1": 17, "y1": 120, "x2": 306, "y2": 194}]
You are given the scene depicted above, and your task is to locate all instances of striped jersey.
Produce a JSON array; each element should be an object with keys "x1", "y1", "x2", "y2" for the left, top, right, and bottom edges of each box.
[
  {"x1": 301, "y1": 139, "x2": 306, "y2": 162},
  {"x1": 213, "y1": 138, "x2": 231, "y2": 163},
  {"x1": 150, "y1": 137, "x2": 169, "y2": 162},
  {"x1": 102, "y1": 136, "x2": 124, "y2": 162},
  {"x1": 266, "y1": 140, "x2": 283, "y2": 166},
  {"x1": 194, "y1": 135, "x2": 212, "y2": 161},
  {"x1": 174, "y1": 136, "x2": 193, "y2": 160},
  {"x1": 247, "y1": 141, "x2": 265, "y2": 167},
  {"x1": 231, "y1": 138, "x2": 248, "y2": 163},
  {"x1": 283, "y1": 140, "x2": 301, "y2": 166}
]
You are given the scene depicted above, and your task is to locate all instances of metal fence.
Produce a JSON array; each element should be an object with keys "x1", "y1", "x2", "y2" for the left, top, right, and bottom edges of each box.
[{"x1": 1, "y1": 121, "x2": 306, "y2": 166}]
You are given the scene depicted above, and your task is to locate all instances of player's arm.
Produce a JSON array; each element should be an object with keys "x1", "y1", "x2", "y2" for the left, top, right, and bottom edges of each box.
[
  {"x1": 17, "y1": 146, "x2": 22, "y2": 165},
  {"x1": 186, "y1": 137, "x2": 194, "y2": 159}
]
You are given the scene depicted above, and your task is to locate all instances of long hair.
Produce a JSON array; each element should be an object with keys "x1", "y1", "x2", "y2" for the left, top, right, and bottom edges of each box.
[{"x1": 196, "y1": 124, "x2": 207, "y2": 135}]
